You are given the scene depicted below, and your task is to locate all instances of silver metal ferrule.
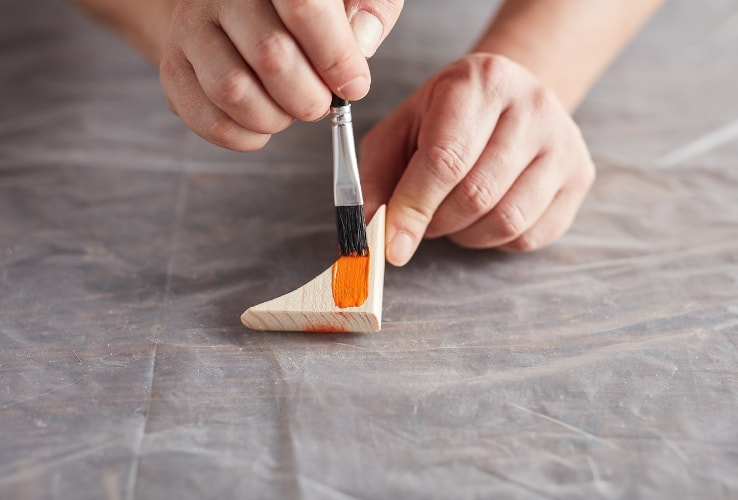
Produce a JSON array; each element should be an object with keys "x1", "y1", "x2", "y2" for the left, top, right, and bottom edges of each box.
[{"x1": 331, "y1": 103, "x2": 364, "y2": 207}]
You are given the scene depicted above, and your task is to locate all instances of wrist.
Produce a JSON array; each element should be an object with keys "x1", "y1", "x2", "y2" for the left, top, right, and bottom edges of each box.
[
  {"x1": 471, "y1": 28, "x2": 583, "y2": 112},
  {"x1": 472, "y1": 0, "x2": 666, "y2": 113},
  {"x1": 124, "y1": 0, "x2": 178, "y2": 65}
]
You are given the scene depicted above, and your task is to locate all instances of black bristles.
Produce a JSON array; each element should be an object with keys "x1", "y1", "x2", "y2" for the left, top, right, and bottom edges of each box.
[
  {"x1": 331, "y1": 93, "x2": 349, "y2": 108},
  {"x1": 336, "y1": 205, "x2": 369, "y2": 256}
]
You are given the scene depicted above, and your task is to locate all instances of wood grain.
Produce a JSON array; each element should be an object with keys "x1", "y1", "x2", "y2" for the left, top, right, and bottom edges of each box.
[{"x1": 241, "y1": 205, "x2": 386, "y2": 332}]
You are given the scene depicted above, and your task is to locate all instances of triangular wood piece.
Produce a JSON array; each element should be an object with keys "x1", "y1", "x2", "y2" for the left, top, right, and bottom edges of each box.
[{"x1": 241, "y1": 205, "x2": 386, "y2": 333}]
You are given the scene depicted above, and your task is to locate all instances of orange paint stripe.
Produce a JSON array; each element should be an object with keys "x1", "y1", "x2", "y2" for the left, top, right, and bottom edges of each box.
[{"x1": 331, "y1": 253, "x2": 370, "y2": 308}]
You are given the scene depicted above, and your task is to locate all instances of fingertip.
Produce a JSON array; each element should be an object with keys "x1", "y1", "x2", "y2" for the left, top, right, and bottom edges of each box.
[
  {"x1": 386, "y1": 230, "x2": 415, "y2": 267},
  {"x1": 383, "y1": 193, "x2": 435, "y2": 266},
  {"x1": 337, "y1": 75, "x2": 371, "y2": 101}
]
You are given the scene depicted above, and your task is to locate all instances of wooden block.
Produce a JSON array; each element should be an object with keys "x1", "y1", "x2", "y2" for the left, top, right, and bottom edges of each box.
[{"x1": 241, "y1": 205, "x2": 386, "y2": 333}]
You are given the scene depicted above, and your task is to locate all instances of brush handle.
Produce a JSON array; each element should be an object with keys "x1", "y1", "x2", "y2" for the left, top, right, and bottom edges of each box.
[{"x1": 331, "y1": 95, "x2": 363, "y2": 207}]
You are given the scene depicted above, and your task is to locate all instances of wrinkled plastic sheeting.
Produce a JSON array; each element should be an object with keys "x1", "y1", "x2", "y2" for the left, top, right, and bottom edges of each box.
[{"x1": 1, "y1": 0, "x2": 737, "y2": 498}]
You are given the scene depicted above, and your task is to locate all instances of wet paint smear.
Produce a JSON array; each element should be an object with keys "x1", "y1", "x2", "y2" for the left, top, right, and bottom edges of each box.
[
  {"x1": 303, "y1": 324, "x2": 347, "y2": 333},
  {"x1": 331, "y1": 252, "x2": 370, "y2": 308}
]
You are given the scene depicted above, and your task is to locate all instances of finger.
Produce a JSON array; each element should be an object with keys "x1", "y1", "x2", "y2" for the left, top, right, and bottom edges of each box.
[
  {"x1": 160, "y1": 52, "x2": 271, "y2": 152},
  {"x1": 498, "y1": 188, "x2": 587, "y2": 253},
  {"x1": 448, "y1": 153, "x2": 562, "y2": 249},
  {"x1": 500, "y1": 154, "x2": 595, "y2": 252},
  {"x1": 219, "y1": 1, "x2": 331, "y2": 121},
  {"x1": 346, "y1": 0, "x2": 405, "y2": 57},
  {"x1": 425, "y1": 105, "x2": 547, "y2": 238},
  {"x1": 385, "y1": 80, "x2": 504, "y2": 266},
  {"x1": 182, "y1": 23, "x2": 294, "y2": 135},
  {"x1": 271, "y1": 0, "x2": 370, "y2": 100}
]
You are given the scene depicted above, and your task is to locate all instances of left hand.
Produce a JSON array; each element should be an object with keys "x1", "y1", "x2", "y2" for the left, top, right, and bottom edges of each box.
[{"x1": 359, "y1": 53, "x2": 596, "y2": 266}]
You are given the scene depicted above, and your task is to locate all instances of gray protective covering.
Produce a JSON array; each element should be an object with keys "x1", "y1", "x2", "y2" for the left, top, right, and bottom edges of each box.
[{"x1": 1, "y1": 0, "x2": 737, "y2": 498}]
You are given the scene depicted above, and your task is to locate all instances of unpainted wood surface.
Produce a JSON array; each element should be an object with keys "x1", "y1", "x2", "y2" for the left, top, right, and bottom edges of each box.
[{"x1": 242, "y1": 205, "x2": 385, "y2": 332}]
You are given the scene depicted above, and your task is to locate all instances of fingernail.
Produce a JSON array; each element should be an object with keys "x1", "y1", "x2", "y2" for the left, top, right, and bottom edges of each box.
[
  {"x1": 338, "y1": 76, "x2": 370, "y2": 101},
  {"x1": 351, "y1": 10, "x2": 383, "y2": 58},
  {"x1": 387, "y1": 231, "x2": 414, "y2": 267}
]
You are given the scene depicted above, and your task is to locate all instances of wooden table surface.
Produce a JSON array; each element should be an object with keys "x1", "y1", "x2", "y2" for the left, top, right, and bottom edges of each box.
[{"x1": 2, "y1": 1, "x2": 737, "y2": 498}]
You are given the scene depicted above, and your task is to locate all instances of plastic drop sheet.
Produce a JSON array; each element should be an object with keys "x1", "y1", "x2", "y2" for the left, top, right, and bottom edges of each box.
[{"x1": 1, "y1": 0, "x2": 737, "y2": 498}]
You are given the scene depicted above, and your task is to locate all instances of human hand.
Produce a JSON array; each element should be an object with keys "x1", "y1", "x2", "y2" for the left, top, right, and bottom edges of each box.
[
  {"x1": 360, "y1": 53, "x2": 596, "y2": 266},
  {"x1": 159, "y1": 0, "x2": 403, "y2": 151}
]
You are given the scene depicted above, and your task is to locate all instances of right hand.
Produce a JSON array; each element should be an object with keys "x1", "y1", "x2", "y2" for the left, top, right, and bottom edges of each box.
[
  {"x1": 159, "y1": 0, "x2": 403, "y2": 151},
  {"x1": 359, "y1": 54, "x2": 596, "y2": 266}
]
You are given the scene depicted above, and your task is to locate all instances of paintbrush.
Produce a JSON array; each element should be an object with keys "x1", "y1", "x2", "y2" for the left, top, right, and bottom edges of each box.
[{"x1": 331, "y1": 93, "x2": 369, "y2": 257}]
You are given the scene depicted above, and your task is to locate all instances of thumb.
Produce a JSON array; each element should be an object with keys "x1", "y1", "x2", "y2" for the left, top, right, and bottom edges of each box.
[{"x1": 346, "y1": 0, "x2": 404, "y2": 57}]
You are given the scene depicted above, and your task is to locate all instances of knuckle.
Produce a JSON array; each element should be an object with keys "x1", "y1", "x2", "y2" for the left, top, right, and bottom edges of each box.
[
  {"x1": 477, "y1": 53, "x2": 503, "y2": 79},
  {"x1": 404, "y1": 205, "x2": 434, "y2": 231},
  {"x1": 529, "y1": 84, "x2": 556, "y2": 114},
  {"x1": 428, "y1": 74, "x2": 456, "y2": 103},
  {"x1": 208, "y1": 70, "x2": 248, "y2": 107},
  {"x1": 474, "y1": 53, "x2": 508, "y2": 91},
  {"x1": 424, "y1": 142, "x2": 470, "y2": 187},
  {"x1": 204, "y1": 112, "x2": 235, "y2": 144},
  {"x1": 458, "y1": 175, "x2": 496, "y2": 216},
  {"x1": 396, "y1": 196, "x2": 435, "y2": 229},
  {"x1": 493, "y1": 201, "x2": 526, "y2": 241},
  {"x1": 316, "y1": 49, "x2": 356, "y2": 77},
  {"x1": 252, "y1": 32, "x2": 293, "y2": 76}
]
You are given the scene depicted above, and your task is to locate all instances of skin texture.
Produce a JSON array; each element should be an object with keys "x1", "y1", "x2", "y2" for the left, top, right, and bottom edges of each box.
[
  {"x1": 72, "y1": 0, "x2": 664, "y2": 265},
  {"x1": 362, "y1": 0, "x2": 665, "y2": 264},
  {"x1": 73, "y1": 0, "x2": 403, "y2": 152},
  {"x1": 360, "y1": 53, "x2": 595, "y2": 262}
]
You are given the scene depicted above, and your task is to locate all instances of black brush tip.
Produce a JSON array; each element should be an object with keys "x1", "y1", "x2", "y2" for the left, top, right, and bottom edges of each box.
[
  {"x1": 331, "y1": 93, "x2": 349, "y2": 108},
  {"x1": 335, "y1": 205, "x2": 369, "y2": 256}
]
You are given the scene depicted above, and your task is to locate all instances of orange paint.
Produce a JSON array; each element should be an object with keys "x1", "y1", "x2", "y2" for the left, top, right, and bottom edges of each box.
[
  {"x1": 303, "y1": 324, "x2": 347, "y2": 333},
  {"x1": 331, "y1": 252, "x2": 370, "y2": 308}
]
